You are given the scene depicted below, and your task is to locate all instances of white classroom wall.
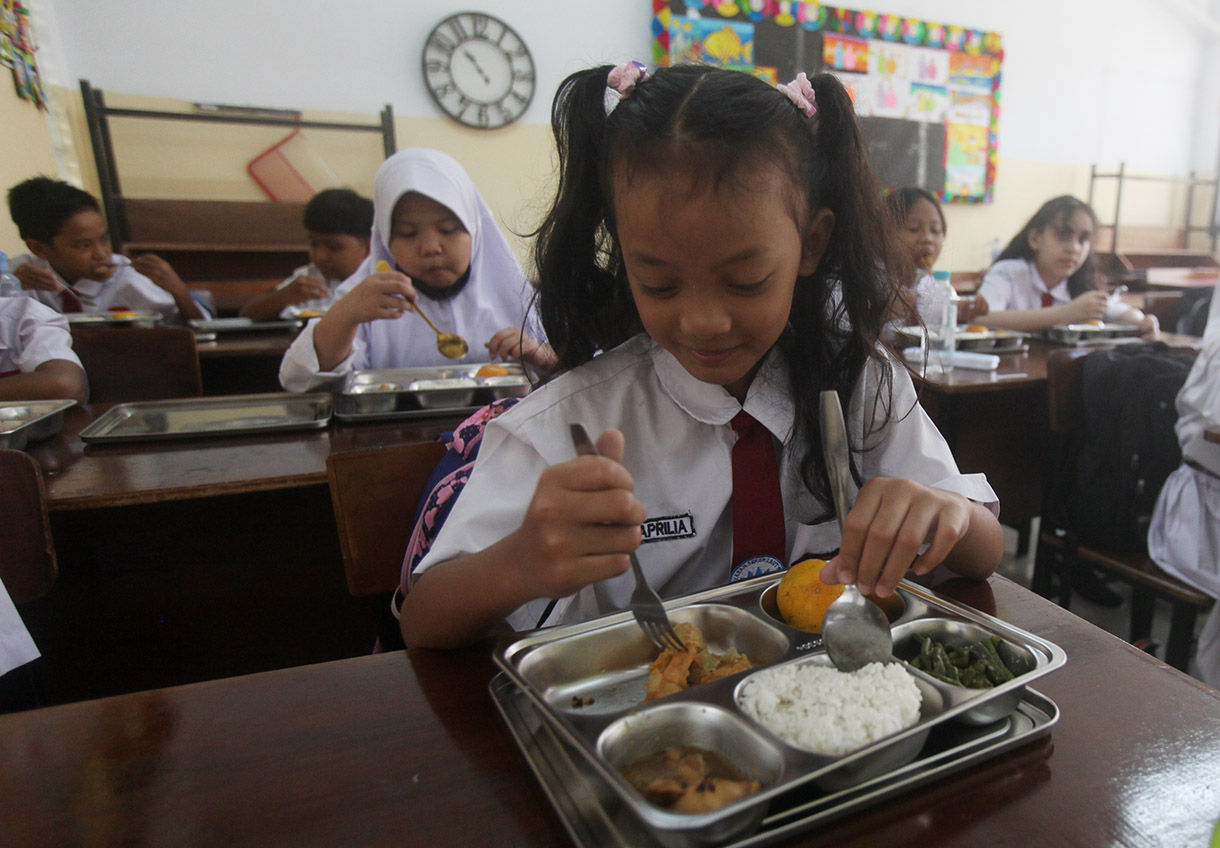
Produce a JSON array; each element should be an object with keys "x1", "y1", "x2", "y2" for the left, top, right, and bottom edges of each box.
[{"x1": 11, "y1": 0, "x2": 1219, "y2": 270}]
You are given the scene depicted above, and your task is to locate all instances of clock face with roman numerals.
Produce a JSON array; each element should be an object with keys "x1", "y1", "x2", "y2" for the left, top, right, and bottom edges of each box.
[{"x1": 422, "y1": 13, "x2": 535, "y2": 130}]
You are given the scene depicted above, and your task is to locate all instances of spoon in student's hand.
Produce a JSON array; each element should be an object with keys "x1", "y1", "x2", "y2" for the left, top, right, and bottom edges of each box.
[
  {"x1": 376, "y1": 260, "x2": 469, "y2": 358},
  {"x1": 818, "y1": 390, "x2": 894, "y2": 672}
]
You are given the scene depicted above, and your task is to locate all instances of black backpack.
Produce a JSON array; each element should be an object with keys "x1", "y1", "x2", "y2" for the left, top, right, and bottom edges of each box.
[{"x1": 1062, "y1": 342, "x2": 1195, "y2": 552}]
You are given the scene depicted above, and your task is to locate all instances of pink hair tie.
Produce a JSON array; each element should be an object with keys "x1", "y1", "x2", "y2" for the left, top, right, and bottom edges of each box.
[
  {"x1": 607, "y1": 61, "x2": 647, "y2": 98},
  {"x1": 777, "y1": 72, "x2": 817, "y2": 117}
]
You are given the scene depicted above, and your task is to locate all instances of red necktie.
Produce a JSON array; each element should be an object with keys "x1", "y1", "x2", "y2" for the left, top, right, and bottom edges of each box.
[
  {"x1": 59, "y1": 287, "x2": 83, "y2": 313},
  {"x1": 730, "y1": 411, "x2": 787, "y2": 567},
  {"x1": 1040, "y1": 291, "x2": 1055, "y2": 308}
]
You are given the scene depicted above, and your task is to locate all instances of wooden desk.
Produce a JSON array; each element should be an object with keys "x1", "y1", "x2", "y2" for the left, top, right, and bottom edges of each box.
[
  {"x1": 28, "y1": 402, "x2": 463, "y2": 511},
  {"x1": 19, "y1": 404, "x2": 465, "y2": 704},
  {"x1": 1143, "y1": 267, "x2": 1219, "y2": 290},
  {"x1": 3, "y1": 576, "x2": 1218, "y2": 847}
]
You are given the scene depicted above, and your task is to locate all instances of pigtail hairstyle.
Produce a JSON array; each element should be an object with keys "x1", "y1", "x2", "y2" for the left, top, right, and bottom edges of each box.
[
  {"x1": 532, "y1": 64, "x2": 901, "y2": 516},
  {"x1": 782, "y1": 73, "x2": 902, "y2": 517},
  {"x1": 993, "y1": 195, "x2": 1099, "y2": 297},
  {"x1": 533, "y1": 66, "x2": 641, "y2": 369}
]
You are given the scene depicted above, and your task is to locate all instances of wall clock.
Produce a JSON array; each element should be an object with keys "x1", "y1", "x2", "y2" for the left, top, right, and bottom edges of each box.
[{"x1": 422, "y1": 12, "x2": 536, "y2": 130}]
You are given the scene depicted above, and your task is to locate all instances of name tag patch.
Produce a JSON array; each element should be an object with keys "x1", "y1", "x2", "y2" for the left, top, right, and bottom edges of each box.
[{"x1": 640, "y1": 512, "x2": 696, "y2": 544}]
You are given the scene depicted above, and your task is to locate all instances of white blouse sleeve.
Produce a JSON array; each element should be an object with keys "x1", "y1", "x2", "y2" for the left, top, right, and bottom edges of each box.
[
  {"x1": 976, "y1": 261, "x2": 1020, "y2": 312},
  {"x1": 278, "y1": 319, "x2": 361, "y2": 392}
]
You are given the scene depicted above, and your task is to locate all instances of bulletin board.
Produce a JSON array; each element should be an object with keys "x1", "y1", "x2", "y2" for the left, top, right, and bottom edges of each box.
[
  {"x1": 650, "y1": 1, "x2": 1003, "y2": 203},
  {"x1": 0, "y1": 0, "x2": 46, "y2": 108}
]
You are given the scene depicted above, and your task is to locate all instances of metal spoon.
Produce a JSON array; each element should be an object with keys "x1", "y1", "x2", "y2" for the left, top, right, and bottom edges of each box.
[
  {"x1": 818, "y1": 390, "x2": 894, "y2": 672},
  {"x1": 376, "y1": 261, "x2": 469, "y2": 358}
]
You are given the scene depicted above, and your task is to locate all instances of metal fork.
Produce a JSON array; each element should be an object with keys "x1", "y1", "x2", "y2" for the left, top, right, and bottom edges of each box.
[{"x1": 568, "y1": 423, "x2": 685, "y2": 652}]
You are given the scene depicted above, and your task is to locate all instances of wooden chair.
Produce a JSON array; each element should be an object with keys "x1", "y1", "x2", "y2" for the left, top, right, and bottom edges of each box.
[
  {"x1": 70, "y1": 325, "x2": 203, "y2": 403},
  {"x1": 1032, "y1": 347, "x2": 1212, "y2": 670},
  {"x1": 326, "y1": 440, "x2": 448, "y2": 598},
  {"x1": 0, "y1": 450, "x2": 57, "y2": 604}
]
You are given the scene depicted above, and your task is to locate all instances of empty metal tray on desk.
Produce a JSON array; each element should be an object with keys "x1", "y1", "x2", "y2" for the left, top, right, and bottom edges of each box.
[
  {"x1": 0, "y1": 399, "x2": 76, "y2": 450},
  {"x1": 79, "y1": 393, "x2": 332, "y2": 443},
  {"x1": 188, "y1": 318, "x2": 304, "y2": 333}
]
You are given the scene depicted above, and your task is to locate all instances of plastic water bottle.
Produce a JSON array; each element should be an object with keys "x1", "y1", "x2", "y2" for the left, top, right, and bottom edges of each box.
[
  {"x1": 0, "y1": 253, "x2": 20, "y2": 297},
  {"x1": 931, "y1": 270, "x2": 958, "y2": 374}
]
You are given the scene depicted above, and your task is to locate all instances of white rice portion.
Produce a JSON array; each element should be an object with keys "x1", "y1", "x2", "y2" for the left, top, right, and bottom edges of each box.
[{"x1": 737, "y1": 661, "x2": 921, "y2": 755}]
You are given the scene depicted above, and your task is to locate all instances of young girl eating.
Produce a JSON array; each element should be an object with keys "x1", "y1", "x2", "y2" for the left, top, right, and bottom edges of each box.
[
  {"x1": 402, "y1": 65, "x2": 1004, "y2": 649},
  {"x1": 279, "y1": 148, "x2": 552, "y2": 391},
  {"x1": 884, "y1": 187, "x2": 987, "y2": 341},
  {"x1": 976, "y1": 195, "x2": 1157, "y2": 338}
]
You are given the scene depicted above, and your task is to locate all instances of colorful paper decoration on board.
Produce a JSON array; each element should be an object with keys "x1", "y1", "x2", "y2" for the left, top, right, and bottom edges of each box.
[
  {"x1": 651, "y1": 0, "x2": 1002, "y2": 203},
  {"x1": 0, "y1": 1, "x2": 46, "y2": 108}
]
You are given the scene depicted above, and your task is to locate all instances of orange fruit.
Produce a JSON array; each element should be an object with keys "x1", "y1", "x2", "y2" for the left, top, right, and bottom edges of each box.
[
  {"x1": 964, "y1": 324, "x2": 988, "y2": 333},
  {"x1": 476, "y1": 364, "x2": 510, "y2": 378},
  {"x1": 775, "y1": 558, "x2": 844, "y2": 632}
]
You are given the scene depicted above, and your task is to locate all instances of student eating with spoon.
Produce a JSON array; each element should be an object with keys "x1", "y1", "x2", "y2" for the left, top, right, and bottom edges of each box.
[{"x1": 279, "y1": 148, "x2": 555, "y2": 392}]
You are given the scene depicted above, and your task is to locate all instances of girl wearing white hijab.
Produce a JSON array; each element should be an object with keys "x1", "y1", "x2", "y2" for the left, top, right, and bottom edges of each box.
[{"x1": 280, "y1": 149, "x2": 551, "y2": 391}]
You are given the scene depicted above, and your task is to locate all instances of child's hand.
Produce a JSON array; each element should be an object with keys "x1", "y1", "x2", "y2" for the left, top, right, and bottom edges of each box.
[
  {"x1": 1138, "y1": 313, "x2": 1160, "y2": 340},
  {"x1": 1058, "y1": 290, "x2": 1109, "y2": 323},
  {"x1": 818, "y1": 478, "x2": 973, "y2": 597},
  {"x1": 12, "y1": 261, "x2": 60, "y2": 292},
  {"x1": 327, "y1": 268, "x2": 417, "y2": 326},
  {"x1": 513, "y1": 428, "x2": 646, "y2": 599},
  {"x1": 485, "y1": 328, "x2": 559, "y2": 369},
  {"x1": 130, "y1": 253, "x2": 187, "y2": 293},
  {"x1": 958, "y1": 293, "x2": 989, "y2": 322},
  {"x1": 281, "y1": 271, "x2": 329, "y2": 304}
]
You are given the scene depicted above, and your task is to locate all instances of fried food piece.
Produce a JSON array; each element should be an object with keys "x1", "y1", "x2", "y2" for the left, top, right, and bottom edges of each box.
[
  {"x1": 643, "y1": 622, "x2": 751, "y2": 701},
  {"x1": 475, "y1": 363, "x2": 510, "y2": 377},
  {"x1": 629, "y1": 748, "x2": 762, "y2": 813}
]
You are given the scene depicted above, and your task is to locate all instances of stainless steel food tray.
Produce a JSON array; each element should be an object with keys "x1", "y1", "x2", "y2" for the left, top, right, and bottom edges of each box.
[
  {"x1": 492, "y1": 576, "x2": 1066, "y2": 848},
  {"x1": 188, "y1": 317, "x2": 303, "y2": 333},
  {"x1": 66, "y1": 311, "x2": 159, "y2": 328},
  {"x1": 491, "y1": 671, "x2": 1056, "y2": 848},
  {"x1": 78, "y1": 392, "x2": 332, "y2": 443},
  {"x1": 1040, "y1": 323, "x2": 1142, "y2": 345},
  {"x1": 0, "y1": 400, "x2": 76, "y2": 449},
  {"x1": 896, "y1": 326, "x2": 1028, "y2": 352},
  {"x1": 335, "y1": 363, "x2": 531, "y2": 422}
]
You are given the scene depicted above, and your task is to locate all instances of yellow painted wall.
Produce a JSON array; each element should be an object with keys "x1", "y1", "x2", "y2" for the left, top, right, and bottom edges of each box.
[
  {"x1": 0, "y1": 82, "x2": 64, "y2": 251},
  {"x1": 50, "y1": 88, "x2": 1217, "y2": 275}
]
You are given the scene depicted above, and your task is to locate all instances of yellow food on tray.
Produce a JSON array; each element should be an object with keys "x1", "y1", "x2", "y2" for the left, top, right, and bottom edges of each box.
[
  {"x1": 964, "y1": 324, "x2": 988, "y2": 334},
  {"x1": 1083, "y1": 319, "x2": 1104, "y2": 327},
  {"x1": 475, "y1": 363, "x2": 510, "y2": 378},
  {"x1": 108, "y1": 310, "x2": 139, "y2": 319},
  {"x1": 644, "y1": 622, "x2": 751, "y2": 701},
  {"x1": 775, "y1": 558, "x2": 843, "y2": 632}
]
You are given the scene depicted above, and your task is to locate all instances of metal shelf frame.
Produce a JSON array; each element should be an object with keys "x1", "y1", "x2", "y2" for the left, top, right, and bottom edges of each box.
[
  {"x1": 1087, "y1": 158, "x2": 1220, "y2": 258},
  {"x1": 79, "y1": 79, "x2": 395, "y2": 252}
]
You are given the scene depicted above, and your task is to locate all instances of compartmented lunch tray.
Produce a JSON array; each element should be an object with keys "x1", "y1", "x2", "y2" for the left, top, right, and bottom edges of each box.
[
  {"x1": 0, "y1": 399, "x2": 76, "y2": 450},
  {"x1": 492, "y1": 576, "x2": 1065, "y2": 848},
  {"x1": 335, "y1": 363, "x2": 531, "y2": 422}
]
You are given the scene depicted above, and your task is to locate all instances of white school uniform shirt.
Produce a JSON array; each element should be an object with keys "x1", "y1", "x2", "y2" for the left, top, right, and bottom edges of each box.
[
  {"x1": 11, "y1": 253, "x2": 182, "y2": 321},
  {"x1": 412, "y1": 334, "x2": 999, "y2": 632},
  {"x1": 274, "y1": 264, "x2": 344, "y2": 320},
  {"x1": 279, "y1": 148, "x2": 533, "y2": 391},
  {"x1": 0, "y1": 295, "x2": 82, "y2": 375},
  {"x1": 1148, "y1": 279, "x2": 1220, "y2": 686},
  {"x1": 978, "y1": 258, "x2": 1126, "y2": 321}
]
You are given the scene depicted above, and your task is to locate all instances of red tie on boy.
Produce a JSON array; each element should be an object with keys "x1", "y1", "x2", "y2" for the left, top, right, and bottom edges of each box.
[{"x1": 730, "y1": 411, "x2": 787, "y2": 567}]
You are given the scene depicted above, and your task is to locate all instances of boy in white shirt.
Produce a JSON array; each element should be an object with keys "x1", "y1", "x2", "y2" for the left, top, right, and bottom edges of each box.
[
  {"x1": 6, "y1": 176, "x2": 207, "y2": 323},
  {"x1": 239, "y1": 188, "x2": 373, "y2": 322}
]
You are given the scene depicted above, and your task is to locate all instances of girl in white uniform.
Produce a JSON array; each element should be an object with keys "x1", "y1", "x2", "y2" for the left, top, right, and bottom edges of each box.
[
  {"x1": 0, "y1": 295, "x2": 87, "y2": 402},
  {"x1": 1148, "y1": 279, "x2": 1220, "y2": 687},
  {"x1": 977, "y1": 196, "x2": 1156, "y2": 338},
  {"x1": 883, "y1": 187, "x2": 987, "y2": 343},
  {"x1": 279, "y1": 149, "x2": 552, "y2": 392},
  {"x1": 403, "y1": 65, "x2": 1005, "y2": 648}
]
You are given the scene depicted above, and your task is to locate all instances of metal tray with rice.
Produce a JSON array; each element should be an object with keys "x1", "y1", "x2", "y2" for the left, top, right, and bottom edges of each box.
[
  {"x1": 1041, "y1": 323, "x2": 1142, "y2": 344},
  {"x1": 335, "y1": 363, "x2": 531, "y2": 421},
  {"x1": 78, "y1": 393, "x2": 332, "y2": 443},
  {"x1": 493, "y1": 577, "x2": 1065, "y2": 848},
  {"x1": 0, "y1": 399, "x2": 76, "y2": 450},
  {"x1": 896, "y1": 326, "x2": 1028, "y2": 352}
]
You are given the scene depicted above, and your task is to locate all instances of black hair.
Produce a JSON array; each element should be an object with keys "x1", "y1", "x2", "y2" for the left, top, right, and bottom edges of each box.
[
  {"x1": 531, "y1": 63, "x2": 902, "y2": 518},
  {"x1": 7, "y1": 176, "x2": 101, "y2": 242},
  {"x1": 885, "y1": 187, "x2": 946, "y2": 234},
  {"x1": 303, "y1": 188, "x2": 374, "y2": 237},
  {"x1": 992, "y1": 195, "x2": 1098, "y2": 298}
]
